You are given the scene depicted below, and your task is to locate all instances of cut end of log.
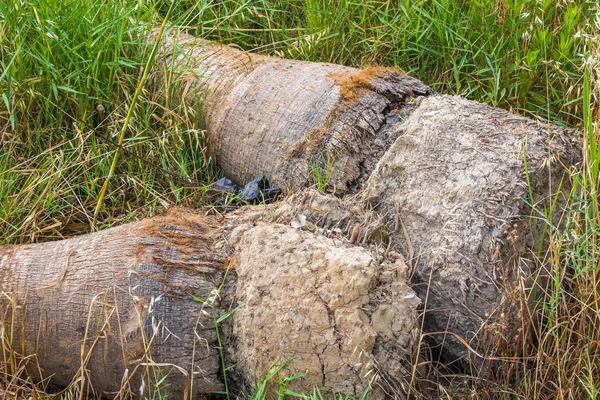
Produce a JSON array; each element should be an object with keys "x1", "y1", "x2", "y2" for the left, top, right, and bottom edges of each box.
[{"x1": 230, "y1": 218, "x2": 419, "y2": 396}]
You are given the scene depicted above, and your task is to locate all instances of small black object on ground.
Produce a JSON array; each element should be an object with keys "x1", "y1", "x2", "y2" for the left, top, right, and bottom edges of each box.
[{"x1": 212, "y1": 174, "x2": 281, "y2": 211}]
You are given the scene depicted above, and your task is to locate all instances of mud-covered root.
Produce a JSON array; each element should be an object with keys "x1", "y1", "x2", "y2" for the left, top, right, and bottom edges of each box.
[
  {"x1": 230, "y1": 223, "x2": 420, "y2": 398},
  {"x1": 221, "y1": 189, "x2": 421, "y2": 397},
  {"x1": 362, "y1": 95, "x2": 582, "y2": 366}
]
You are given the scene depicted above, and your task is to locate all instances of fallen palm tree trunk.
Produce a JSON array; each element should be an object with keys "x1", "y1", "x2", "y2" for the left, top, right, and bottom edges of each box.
[
  {"x1": 159, "y1": 29, "x2": 582, "y2": 367},
  {"x1": 156, "y1": 30, "x2": 434, "y2": 192},
  {"x1": 0, "y1": 209, "x2": 229, "y2": 398},
  {"x1": 0, "y1": 192, "x2": 421, "y2": 398},
  {"x1": 361, "y1": 95, "x2": 581, "y2": 364}
]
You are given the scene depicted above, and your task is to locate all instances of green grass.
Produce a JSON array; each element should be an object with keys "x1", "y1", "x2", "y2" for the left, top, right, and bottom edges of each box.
[
  {"x1": 175, "y1": 0, "x2": 591, "y2": 125},
  {"x1": 0, "y1": 0, "x2": 598, "y2": 398},
  {"x1": 519, "y1": 62, "x2": 600, "y2": 400},
  {"x1": 0, "y1": 0, "x2": 215, "y2": 243},
  {"x1": 310, "y1": 149, "x2": 334, "y2": 192}
]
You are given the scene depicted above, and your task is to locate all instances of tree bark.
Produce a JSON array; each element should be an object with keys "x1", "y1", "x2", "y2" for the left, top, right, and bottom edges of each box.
[
  {"x1": 0, "y1": 208, "x2": 229, "y2": 398},
  {"x1": 155, "y1": 29, "x2": 433, "y2": 192}
]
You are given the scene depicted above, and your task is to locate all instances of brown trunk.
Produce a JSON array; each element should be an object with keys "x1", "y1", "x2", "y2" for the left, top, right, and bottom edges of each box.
[
  {"x1": 156, "y1": 30, "x2": 582, "y2": 368},
  {"x1": 0, "y1": 208, "x2": 229, "y2": 398},
  {"x1": 157, "y1": 28, "x2": 581, "y2": 361},
  {"x1": 0, "y1": 192, "x2": 421, "y2": 398},
  {"x1": 156, "y1": 30, "x2": 433, "y2": 191}
]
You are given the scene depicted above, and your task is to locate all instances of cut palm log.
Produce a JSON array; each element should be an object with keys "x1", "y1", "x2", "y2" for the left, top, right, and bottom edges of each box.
[
  {"x1": 0, "y1": 192, "x2": 421, "y2": 398},
  {"x1": 156, "y1": 30, "x2": 433, "y2": 192},
  {"x1": 361, "y1": 95, "x2": 581, "y2": 364},
  {"x1": 0, "y1": 209, "x2": 228, "y2": 398}
]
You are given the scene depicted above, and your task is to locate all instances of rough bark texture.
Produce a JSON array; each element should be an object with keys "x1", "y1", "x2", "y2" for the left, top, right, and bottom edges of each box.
[
  {"x1": 0, "y1": 208, "x2": 229, "y2": 398},
  {"x1": 156, "y1": 29, "x2": 434, "y2": 191},
  {"x1": 361, "y1": 95, "x2": 582, "y2": 365},
  {"x1": 0, "y1": 191, "x2": 421, "y2": 398}
]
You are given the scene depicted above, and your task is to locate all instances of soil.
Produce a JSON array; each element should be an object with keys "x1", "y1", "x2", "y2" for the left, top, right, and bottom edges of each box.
[{"x1": 230, "y1": 222, "x2": 419, "y2": 397}]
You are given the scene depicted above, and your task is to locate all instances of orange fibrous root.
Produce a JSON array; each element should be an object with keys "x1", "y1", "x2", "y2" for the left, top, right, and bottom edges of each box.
[
  {"x1": 330, "y1": 66, "x2": 405, "y2": 102},
  {"x1": 288, "y1": 66, "x2": 404, "y2": 158}
]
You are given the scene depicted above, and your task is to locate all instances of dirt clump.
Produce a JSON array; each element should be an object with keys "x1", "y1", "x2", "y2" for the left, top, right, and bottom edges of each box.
[{"x1": 230, "y1": 222, "x2": 420, "y2": 397}]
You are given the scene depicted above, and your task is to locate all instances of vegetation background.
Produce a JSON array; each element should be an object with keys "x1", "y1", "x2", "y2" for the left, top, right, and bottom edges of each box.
[{"x1": 0, "y1": 0, "x2": 598, "y2": 398}]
